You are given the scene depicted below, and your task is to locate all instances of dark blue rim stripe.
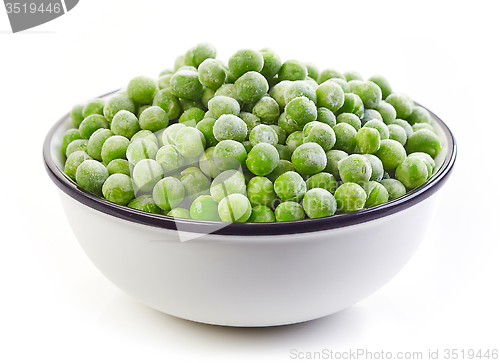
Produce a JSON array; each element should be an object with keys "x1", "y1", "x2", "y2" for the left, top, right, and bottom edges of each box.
[{"x1": 43, "y1": 91, "x2": 457, "y2": 236}]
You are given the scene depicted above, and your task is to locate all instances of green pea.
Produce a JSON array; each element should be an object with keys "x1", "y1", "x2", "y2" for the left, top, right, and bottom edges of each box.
[
  {"x1": 337, "y1": 113, "x2": 362, "y2": 131},
  {"x1": 239, "y1": 112, "x2": 261, "y2": 135},
  {"x1": 195, "y1": 117, "x2": 217, "y2": 148},
  {"x1": 260, "y1": 48, "x2": 282, "y2": 79},
  {"x1": 278, "y1": 60, "x2": 308, "y2": 81},
  {"x1": 246, "y1": 143, "x2": 279, "y2": 176},
  {"x1": 102, "y1": 173, "x2": 135, "y2": 205},
  {"x1": 325, "y1": 149, "x2": 348, "y2": 180},
  {"x1": 66, "y1": 139, "x2": 88, "y2": 157},
  {"x1": 252, "y1": 96, "x2": 280, "y2": 124},
  {"x1": 375, "y1": 101, "x2": 397, "y2": 125},
  {"x1": 235, "y1": 71, "x2": 269, "y2": 103},
  {"x1": 334, "y1": 182, "x2": 367, "y2": 213},
  {"x1": 106, "y1": 159, "x2": 131, "y2": 176},
  {"x1": 218, "y1": 194, "x2": 252, "y2": 222},
  {"x1": 395, "y1": 156, "x2": 429, "y2": 189},
  {"x1": 76, "y1": 160, "x2": 109, "y2": 196},
  {"x1": 388, "y1": 124, "x2": 407, "y2": 145},
  {"x1": 158, "y1": 73, "x2": 173, "y2": 90},
  {"x1": 360, "y1": 109, "x2": 383, "y2": 125},
  {"x1": 228, "y1": 49, "x2": 264, "y2": 79},
  {"x1": 356, "y1": 127, "x2": 381, "y2": 154},
  {"x1": 208, "y1": 96, "x2": 240, "y2": 119},
  {"x1": 179, "y1": 107, "x2": 205, "y2": 126},
  {"x1": 408, "y1": 152, "x2": 435, "y2": 177},
  {"x1": 362, "y1": 181, "x2": 389, "y2": 208},
  {"x1": 246, "y1": 176, "x2": 277, "y2": 208},
  {"x1": 87, "y1": 128, "x2": 113, "y2": 161},
  {"x1": 274, "y1": 201, "x2": 305, "y2": 222},
  {"x1": 64, "y1": 151, "x2": 92, "y2": 180},
  {"x1": 303, "y1": 188, "x2": 337, "y2": 219},
  {"x1": 285, "y1": 96, "x2": 317, "y2": 128},
  {"x1": 156, "y1": 144, "x2": 183, "y2": 175},
  {"x1": 316, "y1": 107, "x2": 337, "y2": 128},
  {"x1": 128, "y1": 195, "x2": 161, "y2": 214},
  {"x1": 180, "y1": 167, "x2": 211, "y2": 203},
  {"x1": 338, "y1": 154, "x2": 372, "y2": 183},
  {"x1": 303, "y1": 121, "x2": 336, "y2": 151},
  {"x1": 248, "y1": 205, "x2": 276, "y2": 223},
  {"x1": 201, "y1": 87, "x2": 216, "y2": 109},
  {"x1": 175, "y1": 127, "x2": 207, "y2": 158},
  {"x1": 79, "y1": 115, "x2": 109, "y2": 139},
  {"x1": 368, "y1": 75, "x2": 392, "y2": 100},
  {"x1": 266, "y1": 159, "x2": 294, "y2": 183},
  {"x1": 316, "y1": 81, "x2": 345, "y2": 113},
  {"x1": 270, "y1": 80, "x2": 292, "y2": 110},
  {"x1": 274, "y1": 171, "x2": 306, "y2": 202},
  {"x1": 336, "y1": 93, "x2": 364, "y2": 118},
  {"x1": 392, "y1": 119, "x2": 414, "y2": 138},
  {"x1": 210, "y1": 170, "x2": 246, "y2": 203},
  {"x1": 214, "y1": 140, "x2": 247, "y2": 171},
  {"x1": 350, "y1": 81, "x2": 382, "y2": 109},
  {"x1": 385, "y1": 93, "x2": 413, "y2": 119},
  {"x1": 305, "y1": 62, "x2": 319, "y2": 81},
  {"x1": 127, "y1": 76, "x2": 157, "y2": 105},
  {"x1": 333, "y1": 123, "x2": 357, "y2": 153},
  {"x1": 344, "y1": 70, "x2": 363, "y2": 82},
  {"x1": 406, "y1": 106, "x2": 431, "y2": 125},
  {"x1": 306, "y1": 172, "x2": 337, "y2": 194},
  {"x1": 167, "y1": 208, "x2": 191, "y2": 219},
  {"x1": 126, "y1": 139, "x2": 158, "y2": 165},
  {"x1": 318, "y1": 68, "x2": 345, "y2": 84},
  {"x1": 379, "y1": 179, "x2": 406, "y2": 200},
  {"x1": 70, "y1": 103, "x2": 86, "y2": 127},
  {"x1": 137, "y1": 106, "x2": 168, "y2": 132},
  {"x1": 213, "y1": 114, "x2": 247, "y2": 142},
  {"x1": 363, "y1": 154, "x2": 384, "y2": 182},
  {"x1": 270, "y1": 125, "x2": 287, "y2": 144},
  {"x1": 109, "y1": 110, "x2": 138, "y2": 139},
  {"x1": 278, "y1": 112, "x2": 300, "y2": 135},
  {"x1": 137, "y1": 103, "x2": 151, "y2": 118},
  {"x1": 132, "y1": 159, "x2": 163, "y2": 192},
  {"x1": 184, "y1": 43, "x2": 216, "y2": 68},
  {"x1": 412, "y1": 123, "x2": 436, "y2": 134},
  {"x1": 364, "y1": 119, "x2": 390, "y2": 139},
  {"x1": 61, "y1": 129, "x2": 83, "y2": 156},
  {"x1": 198, "y1": 146, "x2": 222, "y2": 178},
  {"x1": 215, "y1": 84, "x2": 243, "y2": 107},
  {"x1": 101, "y1": 135, "x2": 130, "y2": 165},
  {"x1": 104, "y1": 93, "x2": 136, "y2": 122},
  {"x1": 170, "y1": 70, "x2": 203, "y2": 100},
  {"x1": 131, "y1": 129, "x2": 159, "y2": 146},
  {"x1": 151, "y1": 176, "x2": 185, "y2": 211},
  {"x1": 188, "y1": 195, "x2": 219, "y2": 221},
  {"x1": 284, "y1": 80, "x2": 317, "y2": 104},
  {"x1": 406, "y1": 129, "x2": 441, "y2": 158},
  {"x1": 292, "y1": 142, "x2": 327, "y2": 175},
  {"x1": 249, "y1": 124, "x2": 278, "y2": 147},
  {"x1": 82, "y1": 99, "x2": 106, "y2": 118},
  {"x1": 152, "y1": 88, "x2": 182, "y2": 120},
  {"x1": 375, "y1": 139, "x2": 407, "y2": 170}
]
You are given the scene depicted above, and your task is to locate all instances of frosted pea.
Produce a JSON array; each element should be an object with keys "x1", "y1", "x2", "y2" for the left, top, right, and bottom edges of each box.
[
  {"x1": 407, "y1": 106, "x2": 432, "y2": 125},
  {"x1": 360, "y1": 109, "x2": 383, "y2": 125},
  {"x1": 246, "y1": 176, "x2": 277, "y2": 208},
  {"x1": 356, "y1": 127, "x2": 381, "y2": 154},
  {"x1": 102, "y1": 173, "x2": 135, "y2": 205},
  {"x1": 362, "y1": 181, "x2": 389, "y2": 208},
  {"x1": 259, "y1": 48, "x2": 282, "y2": 79},
  {"x1": 316, "y1": 107, "x2": 336, "y2": 128},
  {"x1": 208, "y1": 96, "x2": 240, "y2": 119},
  {"x1": 139, "y1": 106, "x2": 169, "y2": 132},
  {"x1": 252, "y1": 97, "x2": 280, "y2": 124},
  {"x1": 337, "y1": 113, "x2": 362, "y2": 131},
  {"x1": 156, "y1": 144, "x2": 184, "y2": 175},
  {"x1": 395, "y1": 156, "x2": 429, "y2": 189},
  {"x1": 199, "y1": 147, "x2": 223, "y2": 178},
  {"x1": 184, "y1": 43, "x2": 216, "y2": 68},
  {"x1": 274, "y1": 201, "x2": 305, "y2": 222},
  {"x1": 64, "y1": 151, "x2": 92, "y2": 180},
  {"x1": 210, "y1": 169, "x2": 246, "y2": 203},
  {"x1": 408, "y1": 152, "x2": 435, "y2": 177},
  {"x1": 213, "y1": 114, "x2": 248, "y2": 142},
  {"x1": 249, "y1": 124, "x2": 278, "y2": 146},
  {"x1": 303, "y1": 188, "x2": 337, "y2": 219},
  {"x1": 131, "y1": 129, "x2": 158, "y2": 147},
  {"x1": 364, "y1": 119, "x2": 390, "y2": 139},
  {"x1": 162, "y1": 123, "x2": 186, "y2": 146},
  {"x1": 328, "y1": 79, "x2": 349, "y2": 94},
  {"x1": 246, "y1": 143, "x2": 279, "y2": 176},
  {"x1": 196, "y1": 117, "x2": 218, "y2": 147},
  {"x1": 198, "y1": 59, "x2": 226, "y2": 90},
  {"x1": 87, "y1": 128, "x2": 113, "y2": 161},
  {"x1": 248, "y1": 205, "x2": 276, "y2": 223},
  {"x1": 305, "y1": 62, "x2": 319, "y2": 81},
  {"x1": 336, "y1": 93, "x2": 364, "y2": 118},
  {"x1": 278, "y1": 60, "x2": 308, "y2": 82},
  {"x1": 128, "y1": 195, "x2": 161, "y2": 214},
  {"x1": 75, "y1": 160, "x2": 109, "y2": 196},
  {"x1": 379, "y1": 179, "x2": 406, "y2": 200},
  {"x1": 167, "y1": 208, "x2": 191, "y2": 219},
  {"x1": 270, "y1": 80, "x2": 292, "y2": 110},
  {"x1": 66, "y1": 139, "x2": 88, "y2": 157},
  {"x1": 338, "y1": 154, "x2": 372, "y2": 183},
  {"x1": 392, "y1": 119, "x2": 414, "y2": 138},
  {"x1": 179, "y1": 107, "x2": 205, "y2": 126},
  {"x1": 228, "y1": 49, "x2": 264, "y2": 79},
  {"x1": 215, "y1": 84, "x2": 243, "y2": 107},
  {"x1": 316, "y1": 81, "x2": 345, "y2": 113},
  {"x1": 412, "y1": 123, "x2": 436, "y2": 133},
  {"x1": 303, "y1": 121, "x2": 336, "y2": 151},
  {"x1": 106, "y1": 159, "x2": 131, "y2": 176},
  {"x1": 344, "y1": 71, "x2": 363, "y2": 82},
  {"x1": 202, "y1": 88, "x2": 216, "y2": 109},
  {"x1": 70, "y1": 103, "x2": 86, "y2": 127},
  {"x1": 375, "y1": 101, "x2": 397, "y2": 125},
  {"x1": 132, "y1": 159, "x2": 163, "y2": 192},
  {"x1": 158, "y1": 74, "x2": 173, "y2": 90},
  {"x1": 306, "y1": 172, "x2": 337, "y2": 194},
  {"x1": 190, "y1": 195, "x2": 220, "y2": 221},
  {"x1": 180, "y1": 167, "x2": 211, "y2": 203},
  {"x1": 274, "y1": 171, "x2": 306, "y2": 202},
  {"x1": 214, "y1": 140, "x2": 247, "y2": 171},
  {"x1": 388, "y1": 124, "x2": 407, "y2": 145},
  {"x1": 350, "y1": 81, "x2": 382, "y2": 109},
  {"x1": 334, "y1": 182, "x2": 367, "y2": 213},
  {"x1": 82, "y1": 99, "x2": 106, "y2": 118},
  {"x1": 218, "y1": 194, "x2": 252, "y2": 223},
  {"x1": 406, "y1": 129, "x2": 441, "y2": 158},
  {"x1": 269, "y1": 125, "x2": 286, "y2": 144},
  {"x1": 151, "y1": 176, "x2": 185, "y2": 211},
  {"x1": 61, "y1": 129, "x2": 83, "y2": 156},
  {"x1": 386, "y1": 93, "x2": 413, "y2": 119},
  {"x1": 101, "y1": 136, "x2": 130, "y2": 165},
  {"x1": 333, "y1": 123, "x2": 357, "y2": 153},
  {"x1": 175, "y1": 127, "x2": 206, "y2": 158},
  {"x1": 79, "y1": 115, "x2": 109, "y2": 139},
  {"x1": 368, "y1": 75, "x2": 392, "y2": 100},
  {"x1": 286, "y1": 131, "x2": 304, "y2": 153},
  {"x1": 284, "y1": 80, "x2": 317, "y2": 104},
  {"x1": 127, "y1": 76, "x2": 157, "y2": 105},
  {"x1": 318, "y1": 68, "x2": 345, "y2": 84},
  {"x1": 170, "y1": 70, "x2": 203, "y2": 100},
  {"x1": 285, "y1": 96, "x2": 317, "y2": 128},
  {"x1": 292, "y1": 142, "x2": 327, "y2": 175},
  {"x1": 325, "y1": 149, "x2": 348, "y2": 180},
  {"x1": 375, "y1": 139, "x2": 407, "y2": 170},
  {"x1": 278, "y1": 113, "x2": 300, "y2": 135},
  {"x1": 239, "y1": 112, "x2": 261, "y2": 135},
  {"x1": 235, "y1": 71, "x2": 269, "y2": 103},
  {"x1": 243, "y1": 141, "x2": 253, "y2": 154},
  {"x1": 364, "y1": 154, "x2": 384, "y2": 182},
  {"x1": 152, "y1": 88, "x2": 182, "y2": 120},
  {"x1": 126, "y1": 139, "x2": 158, "y2": 165},
  {"x1": 111, "y1": 110, "x2": 140, "y2": 139}
]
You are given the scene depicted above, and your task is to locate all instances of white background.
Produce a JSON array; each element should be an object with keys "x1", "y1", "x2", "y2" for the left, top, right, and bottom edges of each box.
[{"x1": 1, "y1": 1, "x2": 499, "y2": 362}]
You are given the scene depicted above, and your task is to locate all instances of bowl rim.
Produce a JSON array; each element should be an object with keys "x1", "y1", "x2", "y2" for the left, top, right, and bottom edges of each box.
[{"x1": 43, "y1": 90, "x2": 457, "y2": 236}]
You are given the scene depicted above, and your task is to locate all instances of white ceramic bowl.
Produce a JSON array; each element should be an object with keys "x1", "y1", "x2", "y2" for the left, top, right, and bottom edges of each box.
[{"x1": 44, "y1": 93, "x2": 456, "y2": 327}]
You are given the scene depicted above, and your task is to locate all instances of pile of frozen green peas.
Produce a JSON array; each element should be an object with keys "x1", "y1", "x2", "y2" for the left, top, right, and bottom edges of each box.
[{"x1": 62, "y1": 43, "x2": 442, "y2": 223}]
